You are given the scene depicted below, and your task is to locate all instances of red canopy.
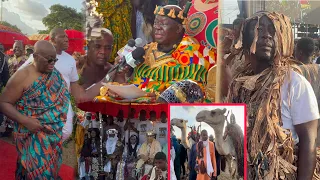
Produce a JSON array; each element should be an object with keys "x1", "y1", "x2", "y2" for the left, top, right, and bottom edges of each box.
[
  {"x1": 0, "y1": 24, "x2": 30, "y2": 51},
  {"x1": 44, "y1": 29, "x2": 85, "y2": 55},
  {"x1": 78, "y1": 101, "x2": 168, "y2": 119}
]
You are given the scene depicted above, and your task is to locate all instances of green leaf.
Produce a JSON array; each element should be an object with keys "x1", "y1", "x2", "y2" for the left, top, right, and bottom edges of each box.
[{"x1": 41, "y1": 4, "x2": 84, "y2": 32}]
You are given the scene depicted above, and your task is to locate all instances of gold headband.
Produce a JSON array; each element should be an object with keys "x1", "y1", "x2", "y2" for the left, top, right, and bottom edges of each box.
[{"x1": 154, "y1": 3, "x2": 191, "y2": 25}]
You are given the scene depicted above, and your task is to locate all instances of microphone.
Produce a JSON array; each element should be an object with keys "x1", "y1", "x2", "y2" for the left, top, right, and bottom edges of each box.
[
  {"x1": 105, "y1": 47, "x2": 145, "y2": 82},
  {"x1": 118, "y1": 47, "x2": 145, "y2": 71},
  {"x1": 117, "y1": 39, "x2": 136, "y2": 58},
  {"x1": 135, "y1": 38, "x2": 143, "y2": 47}
]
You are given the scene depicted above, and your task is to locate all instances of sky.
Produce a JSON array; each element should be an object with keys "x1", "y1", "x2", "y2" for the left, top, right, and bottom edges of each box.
[
  {"x1": 170, "y1": 105, "x2": 245, "y2": 139},
  {"x1": 1, "y1": 0, "x2": 82, "y2": 35},
  {"x1": 221, "y1": 0, "x2": 240, "y2": 24}
]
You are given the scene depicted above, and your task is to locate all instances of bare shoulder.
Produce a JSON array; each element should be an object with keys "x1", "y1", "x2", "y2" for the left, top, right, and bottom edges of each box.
[{"x1": 7, "y1": 66, "x2": 30, "y2": 87}]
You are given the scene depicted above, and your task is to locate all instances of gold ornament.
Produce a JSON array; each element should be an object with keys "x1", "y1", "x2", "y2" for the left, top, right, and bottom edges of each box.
[{"x1": 158, "y1": 8, "x2": 165, "y2": 15}]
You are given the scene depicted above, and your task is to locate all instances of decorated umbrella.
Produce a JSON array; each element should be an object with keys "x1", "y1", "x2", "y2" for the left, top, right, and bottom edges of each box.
[
  {"x1": 0, "y1": 24, "x2": 30, "y2": 51},
  {"x1": 44, "y1": 29, "x2": 85, "y2": 55},
  {"x1": 28, "y1": 34, "x2": 48, "y2": 45}
]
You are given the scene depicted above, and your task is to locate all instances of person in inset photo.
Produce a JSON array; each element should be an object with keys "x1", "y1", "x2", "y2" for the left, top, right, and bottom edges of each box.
[{"x1": 227, "y1": 11, "x2": 319, "y2": 179}]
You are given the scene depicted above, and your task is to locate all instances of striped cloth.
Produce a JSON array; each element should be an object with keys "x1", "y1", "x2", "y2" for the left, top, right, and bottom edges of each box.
[{"x1": 14, "y1": 68, "x2": 70, "y2": 179}]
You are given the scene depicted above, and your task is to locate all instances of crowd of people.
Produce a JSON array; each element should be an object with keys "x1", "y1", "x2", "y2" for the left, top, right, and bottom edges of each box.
[
  {"x1": 170, "y1": 129, "x2": 221, "y2": 180},
  {"x1": 0, "y1": 0, "x2": 320, "y2": 179},
  {"x1": 77, "y1": 110, "x2": 168, "y2": 179}
]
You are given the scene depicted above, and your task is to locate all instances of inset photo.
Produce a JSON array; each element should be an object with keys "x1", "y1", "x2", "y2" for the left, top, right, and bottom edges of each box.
[{"x1": 169, "y1": 104, "x2": 245, "y2": 180}]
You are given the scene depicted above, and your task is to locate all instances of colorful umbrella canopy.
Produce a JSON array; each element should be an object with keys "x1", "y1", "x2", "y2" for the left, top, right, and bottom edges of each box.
[
  {"x1": 0, "y1": 25, "x2": 30, "y2": 51},
  {"x1": 28, "y1": 34, "x2": 48, "y2": 45}
]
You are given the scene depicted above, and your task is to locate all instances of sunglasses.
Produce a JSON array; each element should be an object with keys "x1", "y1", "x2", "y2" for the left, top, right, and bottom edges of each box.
[{"x1": 36, "y1": 54, "x2": 58, "y2": 64}]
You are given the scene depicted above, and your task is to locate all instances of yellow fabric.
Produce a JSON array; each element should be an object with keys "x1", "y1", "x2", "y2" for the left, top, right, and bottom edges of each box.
[
  {"x1": 75, "y1": 124, "x2": 85, "y2": 159},
  {"x1": 97, "y1": 0, "x2": 132, "y2": 62},
  {"x1": 8, "y1": 55, "x2": 27, "y2": 76}
]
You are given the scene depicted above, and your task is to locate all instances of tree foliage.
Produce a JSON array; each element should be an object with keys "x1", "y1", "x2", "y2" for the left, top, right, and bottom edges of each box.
[
  {"x1": 42, "y1": 4, "x2": 84, "y2": 32},
  {"x1": 0, "y1": 21, "x2": 21, "y2": 32},
  {"x1": 38, "y1": 30, "x2": 50, "y2": 34}
]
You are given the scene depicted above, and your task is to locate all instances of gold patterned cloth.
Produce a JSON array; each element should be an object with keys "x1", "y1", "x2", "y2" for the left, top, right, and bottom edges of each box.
[
  {"x1": 8, "y1": 55, "x2": 27, "y2": 76},
  {"x1": 132, "y1": 35, "x2": 215, "y2": 98},
  {"x1": 97, "y1": 0, "x2": 132, "y2": 63}
]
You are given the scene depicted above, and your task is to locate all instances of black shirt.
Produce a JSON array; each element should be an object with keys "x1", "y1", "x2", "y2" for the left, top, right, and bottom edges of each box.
[{"x1": 0, "y1": 52, "x2": 9, "y2": 90}]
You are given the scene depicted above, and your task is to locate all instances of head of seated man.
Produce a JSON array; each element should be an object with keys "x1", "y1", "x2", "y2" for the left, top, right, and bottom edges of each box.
[
  {"x1": 147, "y1": 131, "x2": 156, "y2": 144},
  {"x1": 153, "y1": 5, "x2": 185, "y2": 52}
]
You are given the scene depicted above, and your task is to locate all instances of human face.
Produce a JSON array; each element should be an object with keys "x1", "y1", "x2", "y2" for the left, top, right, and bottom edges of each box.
[
  {"x1": 139, "y1": 111, "x2": 146, "y2": 121},
  {"x1": 160, "y1": 112, "x2": 167, "y2": 123},
  {"x1": 52, "y1": 31, "x2": 69, "y2": 51},
  {"x1": 117, "y1": 111, "x2": 124, "y2": 121},
  {"x1": 254, "y1": 16, "x2": 276, "y2": 62},
  {"x1": 91, "y1": 130, "x2": 96, "y2": 138},
  {"x1": 107, "y1": 116, "x2": 114, "y2": 125},
  {"x1": 153, "y1": 15, "x2": 181, "y2": 45},
  {"x1": 201, "y1": 131, "x2": 208, "y2": 141},
  {"x1": 33, "y1": 52, "x2": 58, "y2": 73},
  {"x1": 130, "y1": 135, "x2": 137, "y2": 144},
  {"x1": 88, "y1": 33, "x2": 113, "y2": 66},
  {"x1": 147, "y1": 135, "x2": 154, "y2": 143},
  {"x1": 131, "y1": 0, "x2": 142, "y2": 9},
  {"x1": 154, "y1": 159, "x2": 167, "y2": 171},
  {"x1": 209, "y1": 135, "x2": 214, "y2": 142},
  {"x1": 13, "y1": 43, "x2": 23, "y2": 57},
  {"x1": 150, "y1": 112, "x2": 156, "y2": 121}
]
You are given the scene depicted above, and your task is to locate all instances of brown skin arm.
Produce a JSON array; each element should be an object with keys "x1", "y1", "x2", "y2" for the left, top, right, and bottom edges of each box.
[
  {"x1": 70, "y1": 81, "x2": 103, "y2": 103},
  {"x1": 0, "y1": 70, "x2": 29, "y2": 123},
  {"x1": 0, "y1": 69, "x2": 42, "y2": 132},
  {"x1": 212, "y1": 142, "x2": 217, "y2": 177},
  {"x1": 295, "y1": 120, "x2": 318, "y2": 180}
]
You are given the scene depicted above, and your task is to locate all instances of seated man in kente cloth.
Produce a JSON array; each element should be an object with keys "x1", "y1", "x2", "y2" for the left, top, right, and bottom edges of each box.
[
  {"x1": 0, "y1": 40, "x2": 70, "y2": 179},
  {"x1": 226, "y1": 11, "x2": 319, "y2": 179},
  {"x1": 99, "y1": 2, "x2": 216, "y2": 103}
]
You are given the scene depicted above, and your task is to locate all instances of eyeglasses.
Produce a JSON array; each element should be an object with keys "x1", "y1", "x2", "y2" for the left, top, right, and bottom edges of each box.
[{"x1": 36, "y1": 54, "x2": 58, "y2": 64}]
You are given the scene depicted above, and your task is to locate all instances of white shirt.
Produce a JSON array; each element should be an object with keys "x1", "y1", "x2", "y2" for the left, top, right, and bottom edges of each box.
[
  {"x1": 281, "y1": 70, "x2": 320, "y2": 144},
  {"x1": 154, "y1": 122, "x2": 168, "y2": 146},
  {"x1": 137, "y1": 120, "x2": 153, "y2": 144},
  {"x1": 19, "y1": 52, "x2": 79, "y2": 128}
]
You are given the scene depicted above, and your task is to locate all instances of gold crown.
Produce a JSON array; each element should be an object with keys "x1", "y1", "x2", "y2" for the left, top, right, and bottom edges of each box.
[{"x1": 154, "y1": 3, "x2": 191, "y2": 25}]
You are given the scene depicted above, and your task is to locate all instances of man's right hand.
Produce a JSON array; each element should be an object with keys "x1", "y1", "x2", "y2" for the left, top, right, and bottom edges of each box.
[{"x1": 21, "y1": 117, "x2": 43, "y2": 133}]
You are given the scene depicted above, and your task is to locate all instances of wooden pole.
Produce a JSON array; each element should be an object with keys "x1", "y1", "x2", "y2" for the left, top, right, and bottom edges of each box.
[
  {"x1": 215, "y1": 0, "x2": 222, "y2": 103},
  {"x1": 1, "y1": 0, "x2": 3, "y2": 22}
]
